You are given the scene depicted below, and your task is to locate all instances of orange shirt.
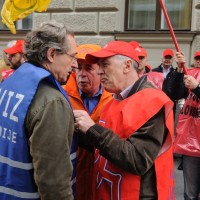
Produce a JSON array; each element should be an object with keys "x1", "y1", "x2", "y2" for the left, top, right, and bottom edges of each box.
[{"x1": 63, "y1": 73, "x2": 112, "y2": 200}]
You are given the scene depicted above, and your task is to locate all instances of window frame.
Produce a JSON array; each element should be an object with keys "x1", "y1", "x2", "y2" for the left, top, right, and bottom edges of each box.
[{"x1": 125, "y1": 0, "x2": 192, "y2": 32}]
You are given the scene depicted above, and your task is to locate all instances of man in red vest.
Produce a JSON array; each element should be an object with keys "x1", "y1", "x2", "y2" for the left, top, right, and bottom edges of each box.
[{"x1": 74, "y1": 41, "x2": 175, "y2": 200}]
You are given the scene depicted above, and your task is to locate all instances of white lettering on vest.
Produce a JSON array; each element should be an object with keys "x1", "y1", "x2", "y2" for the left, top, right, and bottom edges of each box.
[
  {"x1": 10, "y1": 93, "x2": 24, "y2": 122},
  {"x1": 3, "y1": 91, "x2": 14, "y2": 118},
  {"x1": 0, "y1": 125, "x2": 17, "y2": 143},
  {"x1": 0, "y1": 89, "x2": 24, "y2": 122},
  {"x1": 0, "y1": 89, "x2": 7, "y2": 105}
]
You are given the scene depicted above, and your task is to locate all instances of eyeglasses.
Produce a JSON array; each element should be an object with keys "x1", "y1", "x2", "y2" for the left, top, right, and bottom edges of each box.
[
  {"x1": 65, "y1": 53, "x2": 77, "y2": 62},
  {"x1": 56, "y1": 49, "x2": 77, "y2": 62}
]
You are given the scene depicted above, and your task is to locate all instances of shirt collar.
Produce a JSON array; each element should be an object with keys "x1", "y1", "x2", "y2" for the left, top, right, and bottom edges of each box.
[
  {"x1": 79, "y1": 85, "x2": 102, "y2": 98},
  {"x1": 113, "y1": 82, "x2": 135, "y2": 100},
  {"x1": 161, "y1": 65, "x2": 172, "y2": 71}
]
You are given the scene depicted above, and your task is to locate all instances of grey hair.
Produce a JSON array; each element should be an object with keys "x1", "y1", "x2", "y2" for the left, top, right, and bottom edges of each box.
[
  {"x1": 114, "y1": 55, "x2": 138, "y2": 70},
  {"x1": 24, "y1": 20, "x2": 74, "y2": 64}
]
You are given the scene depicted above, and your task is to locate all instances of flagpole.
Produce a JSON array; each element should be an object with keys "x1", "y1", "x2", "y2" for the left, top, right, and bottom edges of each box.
[{"x1": 159, "y1": 0, "x2": 188, "y2": 75}]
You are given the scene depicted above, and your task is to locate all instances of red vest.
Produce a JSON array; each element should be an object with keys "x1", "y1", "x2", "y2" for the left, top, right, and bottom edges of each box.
[
  {"x1": 94, "y1": 88, "x2": 174, "y2": 200},
  {"x1": 1, "y1": 69, "x2": 14, "y2": 80},
  {"x1": 146, "y1": 71, "x2": 164, "y2": 90},
  {"x1": 174, "y1": 68, "x2": 200, "y2": 157}
]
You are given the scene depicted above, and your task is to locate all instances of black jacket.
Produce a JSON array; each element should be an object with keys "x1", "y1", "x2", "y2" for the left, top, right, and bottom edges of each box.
[
  {"x1": 152, "y1": 64, "x2": 177, "y2": 101},
  {"x1": 170, "y1": 71, "x2": 200, "y2": 99}
]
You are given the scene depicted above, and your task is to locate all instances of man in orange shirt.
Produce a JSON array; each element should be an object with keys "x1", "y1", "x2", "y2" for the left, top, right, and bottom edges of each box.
[{"x1": 63, "y1": 44, "x2": 112, "y2": 200}]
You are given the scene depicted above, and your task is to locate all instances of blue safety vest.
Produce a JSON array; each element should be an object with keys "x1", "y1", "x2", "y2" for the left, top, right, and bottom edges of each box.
[{"x1": 0, "y1": 62, "x2": 77, "y2": 200}]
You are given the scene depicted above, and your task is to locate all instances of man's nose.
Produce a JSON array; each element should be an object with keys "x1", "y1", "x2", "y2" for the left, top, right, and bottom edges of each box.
[
  {"x1": 97, "y1": 66, "x2": 104, "y2": 75},
  {"x1": 7, "y1": 55, "x2": 12, "y2": 61},
  {"x1": 71, "y1": 60, "x2": 78, "y2": 71}
]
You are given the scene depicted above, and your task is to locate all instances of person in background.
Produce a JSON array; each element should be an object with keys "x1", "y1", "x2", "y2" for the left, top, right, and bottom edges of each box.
[
  {"x1": 0, "y1": 20, "x2": 78, "y2": 200},
  {"x1": 3, "y1": 40, "x2": 25, "y2": 70},
  {"x1": 172, "y1": 51, "x2": 200, "y2": 200},
  {"x1": 153, "y1": 49, "x2": 175, "y2": 97},
  {"x1": 74, "y1": 41, "x2": 174, "y2": 200},
  {"x1": 129, "y1": 41, "x2": 164, "y2": 90},
  {"x1": 135, "y1": 45, "x2": 151, "y2": 77},
  {"x1": 193, "y1": 51, "x2": 200, "y2": 68},
  {"x1": 1, "y1": 40, "x2": 25, "y2": 81},
  {"x1": 129, "y1": 41, "x2": 151, "y2": 77},
  {"x1": 0, "y1": 58, "x2": 10, "y2": 82},
  {"x1": 1, "y1": 40, "x2": 16, "y2": 81},
  {"x1": 2, "y1": 40, "x2": 17, "y2": 68},
  {"x1": 153, "y1": 48, "x2": 178, "y2": 117},
  {"x1": 63, "y1": 44, "x2": 112, "y2": 200}
]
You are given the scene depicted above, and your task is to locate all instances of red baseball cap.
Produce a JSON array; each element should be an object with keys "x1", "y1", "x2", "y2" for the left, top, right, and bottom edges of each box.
[
  {"x1": 85, "y1": 41, "x2": 139, "y2": 64},
  {"x1": 163, "y1": 49, "x2": 174, "y2": 57},
  {"x1": 129, "y1": 41, "x2": 140, "y2": 48},
  {"x1": 135, "y1": 46, "x2": 147, "y2": 57},
  {"x1": 3, "y1": 40, "x2": 24, "y2": 55},
  {"x1": 194, "y1": 51, "x2": 200, "y2": 58}
]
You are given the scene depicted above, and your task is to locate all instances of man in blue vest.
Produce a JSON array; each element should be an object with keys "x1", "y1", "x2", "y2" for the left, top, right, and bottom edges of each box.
[{"x1": 0, "y1": 21, "x2": 78, "y2": 200}]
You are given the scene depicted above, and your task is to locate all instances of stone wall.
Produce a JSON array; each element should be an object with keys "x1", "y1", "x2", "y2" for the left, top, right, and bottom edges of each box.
[
  {"x1": 33, "y1": 0, "x2": 124, "y2": 46},
  {"x1": 0, "y1": 0, "x2": 200, "y2": 67},
  {"x1": 191, "y1": 0, "x2": 200, "y2": 61}
]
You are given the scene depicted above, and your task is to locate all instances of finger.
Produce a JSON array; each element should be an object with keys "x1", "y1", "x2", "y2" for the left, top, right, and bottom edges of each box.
[
  {"x1": 73, "y1": 110, "x2": 82, "y2": 117},
  {"x1": 74, "y1": 121, "x2": 80, "y2": 131}
]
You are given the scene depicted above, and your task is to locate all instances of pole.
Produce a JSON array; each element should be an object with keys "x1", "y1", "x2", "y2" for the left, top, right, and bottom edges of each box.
[{"x1": 159, "y1": 0, "x2": 188, "y2": 74}]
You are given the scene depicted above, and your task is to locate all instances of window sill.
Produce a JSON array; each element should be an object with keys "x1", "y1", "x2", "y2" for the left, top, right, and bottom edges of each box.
[
  {"x1": 0, "y1": 30, "x2": 30, "y2": 40},
  {"x1": 114, "y1": 31, "x2": 197, "y2": 42}
]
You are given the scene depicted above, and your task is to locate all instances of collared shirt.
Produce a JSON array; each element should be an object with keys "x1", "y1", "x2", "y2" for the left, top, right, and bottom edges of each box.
[
  {"x1": 80, "y1": 86, "x2": 102, "y2": 114},
  {"x1": 113, "y1": 82, "x2": 135, "y2": 100},
  {"x1": 161, "y1": 65, "x2": 172, "y2": 79}
]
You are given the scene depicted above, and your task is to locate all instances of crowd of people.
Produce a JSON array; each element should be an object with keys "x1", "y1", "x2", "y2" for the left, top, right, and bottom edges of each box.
[{"x1": 0, "y1": 20, "x2": 199, "y2": 200}]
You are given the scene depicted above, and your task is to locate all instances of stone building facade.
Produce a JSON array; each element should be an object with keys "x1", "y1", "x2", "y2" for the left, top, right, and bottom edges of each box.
[{"x1": 1, "y1": 0, "x2": 200, "y2": 67}]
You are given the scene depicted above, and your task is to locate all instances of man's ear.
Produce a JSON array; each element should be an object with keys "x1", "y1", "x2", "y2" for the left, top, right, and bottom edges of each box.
[
  {"x1": 47, "y1": 48, "x2": 55, "y2": 63},
  {"x1": 123, "y1": 59, "x2": 132, "y2": 73}
]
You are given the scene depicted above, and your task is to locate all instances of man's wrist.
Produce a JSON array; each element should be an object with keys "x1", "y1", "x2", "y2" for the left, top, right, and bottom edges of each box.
[
  {"x1": 192, "y1": 83, "x2": 200, "y2": 93},
  {"x1": 196, "y1": 83, "x2": 200, "y2": 89}
]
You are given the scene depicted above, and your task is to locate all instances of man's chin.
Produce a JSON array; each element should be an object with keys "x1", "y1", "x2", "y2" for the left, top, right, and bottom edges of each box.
[
  {"x1": 10, "y1": 65, "x2": 19, "y2": 70},
  {"x1": 60, "y1": 74, "x2": 71, "y2": 85}
]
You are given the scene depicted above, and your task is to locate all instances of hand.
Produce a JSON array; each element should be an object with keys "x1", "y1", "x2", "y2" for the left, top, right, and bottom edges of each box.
[
  {"x1": 73, "y1": 110, "x2": 95, "y2": 134},
  {"x1": 175, "y1": 52, "x2": 186, "y2": 73},
  {"x1": 184, "y1": 75, "x2": 199, "y2": 90}
]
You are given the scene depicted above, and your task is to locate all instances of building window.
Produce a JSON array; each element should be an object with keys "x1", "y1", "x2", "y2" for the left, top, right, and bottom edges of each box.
[
  {"x1": 126, "y1": 0, "x2": 192, "y2": 31},
  {"x1": 0, "y1": 0, "x2": 32, "y2": 31}
]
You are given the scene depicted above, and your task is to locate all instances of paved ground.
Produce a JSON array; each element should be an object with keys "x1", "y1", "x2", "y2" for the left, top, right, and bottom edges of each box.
[
  {"x1": 174, "y1": 104, "x2": 184, "y2": 200},
  {"x1": 174, "y1": 156, "x2": 184, "y2": 200}
]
